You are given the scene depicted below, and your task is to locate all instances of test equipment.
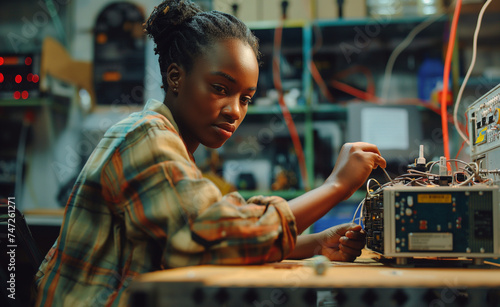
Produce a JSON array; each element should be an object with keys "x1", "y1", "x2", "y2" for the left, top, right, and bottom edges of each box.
[
  {"x1": 363, "y1": 182, "x2": 499, "y2": 265},
  {"x1": 361, "y1": 88, "x2": 500, "y2": 264},
  {"x1": 468, "y1": 82, "x2": 500, "y2": 185}
]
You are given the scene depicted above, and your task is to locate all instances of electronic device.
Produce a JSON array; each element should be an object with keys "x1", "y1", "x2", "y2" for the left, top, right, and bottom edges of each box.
[
  {"x1": 468, "y1": 82, "x2": 500, "y2": 185},
  {"x1": 362, "y1": 145, "x2": 500, "y2": 265},
  {"x1": 363, "y1": 184, "x2": 499, "y2": 265},
  {"x1": 93, "y1": 2, "x2": 145, "y2": 106},
  {"x1": 0, "y1": 53, "x2": 40, "y2": 100},
  {"x1": 346, "y1": 103, "x2": 424, "y2": 163}
]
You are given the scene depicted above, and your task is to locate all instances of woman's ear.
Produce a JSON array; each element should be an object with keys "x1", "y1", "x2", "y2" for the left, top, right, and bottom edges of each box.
[{"x1": 166, "y1": 63, "x2": 182, "y2": 92}]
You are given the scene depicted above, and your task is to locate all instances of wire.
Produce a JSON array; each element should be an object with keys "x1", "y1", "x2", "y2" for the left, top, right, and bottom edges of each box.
[
  {"x1": 273, "y1": 21, "x2": 310, "y2": 190},
  {"x1": 366, "y1": 178, "x2": 382, "y2": 197},
  {"x1": 309, "y1": 21, "x2": 336, "y2": 103},
  {"x1": 453, "y1": 0, "x2": 493, "y2": 147},
  {"x1": 441, "y1": 0, "x2": 462, "y2": 171},
  {"x1": 334, "y1": 66, "x2": 376, "y2": 98},
  {"x1": 329, "y1": 66, "x2": 378, "y2": 101},
  {"x1": 352, "y1": 198, "x2": 365, "y2": 224},
  {"x1": 310, "y1": 60, "x2": 336, "y2": 102},
  {"x1": 455, "y1": 112, "x2": 469, "y2": 162},
  {"x1": 380, "y1": 12, "x2": 446, "y2": 102},
  {"x1": 330, "y1": 80, "x2": 376, "y2": 101},
  {"x1": 427, "y1": 159, "x2": 479, "y2": 185},
  {"x1": 381, "y1": 166, "x2": 393, "y2": 184}
]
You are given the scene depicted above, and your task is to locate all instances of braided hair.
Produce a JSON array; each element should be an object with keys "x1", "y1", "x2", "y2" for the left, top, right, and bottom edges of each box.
[{"x1": 145, "y1": 0, "x2": 261, "y2": 93}]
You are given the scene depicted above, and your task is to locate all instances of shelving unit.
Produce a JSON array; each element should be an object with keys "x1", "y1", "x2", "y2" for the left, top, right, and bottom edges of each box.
[
  {"x1": 218, "y1": 15, "x2": 450, "y2": 200},
  {"x1": 0, "y1": 90, "x2": 74, "y2": 208}
]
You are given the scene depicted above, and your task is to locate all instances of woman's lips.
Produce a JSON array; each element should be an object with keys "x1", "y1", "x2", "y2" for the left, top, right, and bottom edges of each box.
[
  {"x1": 215, "y1": 122, "x2": 235, "y2": 133},
  {"x1": 213, "y1": 122, "x2": 235, "y2": 138}
]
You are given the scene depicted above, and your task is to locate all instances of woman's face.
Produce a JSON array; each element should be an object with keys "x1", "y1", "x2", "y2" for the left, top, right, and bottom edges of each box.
[{"x1": 170, "y1": 38, "x2": 259, "y2": 153}]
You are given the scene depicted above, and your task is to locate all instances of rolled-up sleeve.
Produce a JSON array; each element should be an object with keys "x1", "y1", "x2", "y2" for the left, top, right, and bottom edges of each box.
[
  {"x1": 168, "y1": 192, "x2": 297, "y2": 267},
  {"x1": 103, "y1": 118, "x2": 298, "y2": 269}
]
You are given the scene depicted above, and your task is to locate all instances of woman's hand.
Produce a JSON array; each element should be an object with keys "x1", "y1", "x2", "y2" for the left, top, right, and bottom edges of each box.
[
  {"x1": 315, "y1": 223, "x2": 366, "y2": 262},
  {"x1": 326, "y1": 142, "x2": 386, "y2": 200}
]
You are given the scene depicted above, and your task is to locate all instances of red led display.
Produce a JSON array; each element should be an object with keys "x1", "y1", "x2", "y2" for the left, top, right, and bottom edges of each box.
[{"x1": 0, "y1": 54, "x2": 39, "y2": 99}]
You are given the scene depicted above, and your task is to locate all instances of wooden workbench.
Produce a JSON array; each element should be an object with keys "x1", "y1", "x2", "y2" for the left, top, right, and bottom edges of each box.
[{"x1": 129, "y1": 251, "x2": 500, "y2": 307}]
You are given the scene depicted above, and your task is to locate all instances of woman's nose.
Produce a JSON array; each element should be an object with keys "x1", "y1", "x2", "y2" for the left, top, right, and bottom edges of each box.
[{"x1": 221, "y1": 97, "x2": 241, "y2": 121}]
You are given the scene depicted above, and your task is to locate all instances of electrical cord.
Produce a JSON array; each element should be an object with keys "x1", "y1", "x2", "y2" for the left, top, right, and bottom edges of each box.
[
  {"x1": 309, "y1": 12, "x2": 377, "y2": 103},
  {"x1": 380, "y1": 11, "x2": 447, "y2": 102},
  {"x1": 273, "y1": 14, "x2": 309, "y2": 190},
  {"x1": 352, "y1": 199, "x2": 365, "y2": 225},
  {"x1": 453, "y1": 0, "x2": 493, "y2": 147},
  {"x1": 231, "y1": 3, "x2": 239, "y2": 17},
  {"x1": 309, "y1": 22, "x2": 336, "y2": 103},
  {"x1": 440, "y1": 0, "x2": 462, "y2": 169},
  {"x1": 337, "y1": 0, "x2": 345, "y2": 19}
]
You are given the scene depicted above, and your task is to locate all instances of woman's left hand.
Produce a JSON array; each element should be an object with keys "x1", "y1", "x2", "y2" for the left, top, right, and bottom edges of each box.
[{"x1": 316, "y1": 223, "x2": 366, "y2": 262}]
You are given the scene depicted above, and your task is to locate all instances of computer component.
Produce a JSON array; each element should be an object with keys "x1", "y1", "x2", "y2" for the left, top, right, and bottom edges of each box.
[{"x1": 468, "y1": 83, "x2": 500, "y2": 185}]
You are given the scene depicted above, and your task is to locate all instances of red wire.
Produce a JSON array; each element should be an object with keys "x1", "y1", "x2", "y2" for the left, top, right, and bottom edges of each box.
[
  {"x1": 310, "y1": 61, "x2": 335, "y2": 102},
  {"x1": 273, "y1": 23, "x2": 309, "y2": 190},
  {"x1": 333, "y1": 66, "x2": 377, "y2": 98},
  {"x1": 330, "y1": 80, "x2": 378, "y2": 102},
  {"x1": 441, "y1": 0, "x2": 462, "y2": 171}
]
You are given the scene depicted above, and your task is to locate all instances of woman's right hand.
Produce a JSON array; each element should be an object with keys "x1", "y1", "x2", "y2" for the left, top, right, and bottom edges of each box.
[{"x1": 325, "y1": 142, "x2": 386, "y2": 200}]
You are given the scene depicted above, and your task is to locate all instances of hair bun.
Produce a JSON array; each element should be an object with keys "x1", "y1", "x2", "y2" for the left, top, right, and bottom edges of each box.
[{"x1": 145, "y1": 0, "x2": 201, "y2": 42}]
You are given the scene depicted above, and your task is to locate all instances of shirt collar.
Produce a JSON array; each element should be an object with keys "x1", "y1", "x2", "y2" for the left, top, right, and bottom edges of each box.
[
  {"x1": 143, "y1": 99, "x2": 195, "y2": 162},
  {"x1": 144, "y1": 99, "x2": 180, "y2": 135}
]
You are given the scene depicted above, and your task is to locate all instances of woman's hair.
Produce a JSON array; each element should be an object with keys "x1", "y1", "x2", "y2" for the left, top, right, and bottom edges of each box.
[{"x1": 145, "y1": 0, "x2": 261, "y2": 93}]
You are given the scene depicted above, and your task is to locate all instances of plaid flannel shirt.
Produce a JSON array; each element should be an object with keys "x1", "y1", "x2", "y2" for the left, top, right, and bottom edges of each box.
[{"x1": 35, "y1": 99, "x2": 297, "y2": 307}]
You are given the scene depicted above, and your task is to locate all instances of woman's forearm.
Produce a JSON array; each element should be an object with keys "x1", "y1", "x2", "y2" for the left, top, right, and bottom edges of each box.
[
  {"x1": 286, "y1": 233, "x2": 321, "y2": 259},
  {"x1": 287, "y1": 182, "x2": 350, "y2": 234}
]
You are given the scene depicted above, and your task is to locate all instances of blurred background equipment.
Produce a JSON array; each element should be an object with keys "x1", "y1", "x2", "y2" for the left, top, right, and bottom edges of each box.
[{"x1": 93, "y1": 2, "x2": 146, "y2": 106}]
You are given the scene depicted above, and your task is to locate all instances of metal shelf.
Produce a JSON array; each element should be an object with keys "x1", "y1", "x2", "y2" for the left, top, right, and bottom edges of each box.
[
  {"x1": 0, "y1": 97, "x2": 52, "y2": 107},
  {"x1": 247, "y1": 104, "x2": 309, "y2": 115}
]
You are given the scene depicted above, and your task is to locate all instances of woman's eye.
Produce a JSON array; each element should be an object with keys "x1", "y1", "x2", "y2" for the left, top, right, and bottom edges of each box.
[
  {"x1": 241, "y1": 96, "x2": 253, "y2": 105},
  {"x1": 212, "y1": 85, "x2": 227, "y2": 95}
]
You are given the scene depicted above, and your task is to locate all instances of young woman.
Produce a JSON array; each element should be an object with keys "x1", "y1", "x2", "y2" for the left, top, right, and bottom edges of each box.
[{"x1": 35, "y1": 1, "x2": 386, "y2": 306}]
